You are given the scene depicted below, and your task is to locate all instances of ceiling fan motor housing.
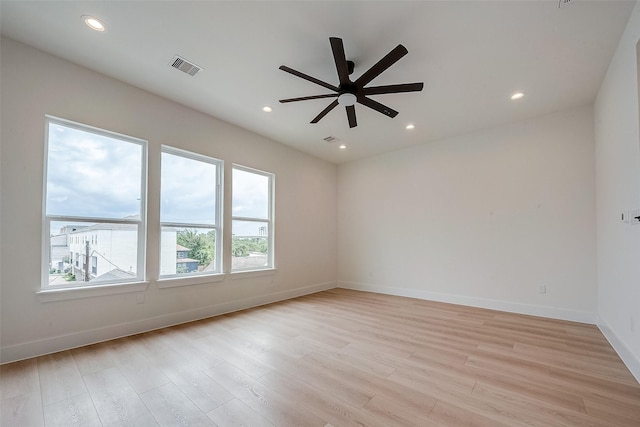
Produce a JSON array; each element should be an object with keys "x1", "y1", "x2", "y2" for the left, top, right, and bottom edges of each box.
[{"x1": 347, "y1": 60, "x2": 355, "y2": 75}]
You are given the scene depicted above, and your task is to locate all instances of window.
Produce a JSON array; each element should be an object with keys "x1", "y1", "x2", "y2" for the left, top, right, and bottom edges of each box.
[
  {"x1": 231, "y1": 165, "x2": 274, "y2": 271},
  {"x1": 43, "y1": 116, "x2": 147, "y2": 289},
  {"x1": 160, "y1": 147, "x2": 222, "y2": 278}
]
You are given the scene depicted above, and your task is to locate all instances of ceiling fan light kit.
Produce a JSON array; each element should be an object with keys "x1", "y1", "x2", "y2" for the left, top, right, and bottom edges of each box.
[
  {"x1": 279, "y1": 37, "x2": 423, "y2": 128},
  {"x1": 337, "y1": 93, "x2": 357, "y2": 106}
]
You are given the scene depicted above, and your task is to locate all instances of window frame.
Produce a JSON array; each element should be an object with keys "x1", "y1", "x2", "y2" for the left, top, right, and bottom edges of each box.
[
  {"x1": 159, "y1": 145, "x2": 223, "y2": 279},
  {"x1": 231, "y1": 164, "x2": 275, "y2": 272},
  {"x1": 41, "y1": 116, "x2": 148, "y2": 291}
]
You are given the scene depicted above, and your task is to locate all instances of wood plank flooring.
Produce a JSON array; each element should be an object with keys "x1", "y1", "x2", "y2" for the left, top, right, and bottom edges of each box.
[{"x1": 1, "y1": 288, "x2": 639, "y2": 426}]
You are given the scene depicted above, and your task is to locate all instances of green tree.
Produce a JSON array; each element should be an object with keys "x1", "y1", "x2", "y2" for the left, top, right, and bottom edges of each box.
[
  {"x1": 254, "y1": 238, "x2": 268, "y2": 254},
  {"x1": 232, "y1": 237, "x2": 250, "y2": 257},
  {"x1": 231, "y1": 237, "x2": 268, "y2": 257},
  {"x1": 177, "y1": 229, "x2": 215, "y2": 266}
]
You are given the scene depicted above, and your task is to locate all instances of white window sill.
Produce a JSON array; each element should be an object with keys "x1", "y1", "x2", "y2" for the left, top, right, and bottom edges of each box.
[
  {"x1": 37, "y1": 281, "x2": 149, "y2": 302},
  {"x1": 157, "y1": 273, "x2": 226, "y2": 289},
  {"x1": 229, "y1": 268, "x2": 277, "y2": 280}
]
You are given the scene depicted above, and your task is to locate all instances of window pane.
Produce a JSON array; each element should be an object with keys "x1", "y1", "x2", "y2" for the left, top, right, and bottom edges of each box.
[
  {"x1": 161, "y1": 151, "x2": 217, "y2": 225},
  {"x1": 232, "y1": 220, "x2": 268, "y2": 271},
  {"x1": 232, "y1": 168, "x2": 269, "y2": 219},
  {"x1": 46, "y1": 122, "x2": 142, "y2": 218},
  {"x1": 160, "y1": 227, "x2": 217, "y2": 276},
  {"x1": 48, "y1": 220, "x2": 138, "y2": 286}
]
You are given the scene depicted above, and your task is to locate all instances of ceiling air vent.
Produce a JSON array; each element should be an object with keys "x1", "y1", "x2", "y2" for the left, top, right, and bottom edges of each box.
[
  {"x1": 558, "y1": 0, "x2": 574, "y2": 8},
  {"x1": 323, "y1": 136, "x2": 339, "y2": 143},
  {"x1": 170, "y1": 55, "x2": 202, "y2": 76}
]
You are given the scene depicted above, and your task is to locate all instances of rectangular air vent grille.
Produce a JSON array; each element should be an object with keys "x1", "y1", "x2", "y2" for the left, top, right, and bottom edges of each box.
[
  {"x1": 170, "y1": 55, "x2": 202, "y2": 76},
  {"x1": 323, "y1": 136, "x2": 339, "y2": 143},
  {"x1": 558, "y1": 0, "x2": 574, "y2": 8}
]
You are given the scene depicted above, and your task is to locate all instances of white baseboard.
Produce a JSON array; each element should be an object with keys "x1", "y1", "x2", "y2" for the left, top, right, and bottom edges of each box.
[
  {"x1": 597, "y1": 317, "x2": 640, "y2": 383},
  {"x1": 338, "y1": 281, "x2": 596, "y2": 324},
  {"x1": 0, "y1": 281, "x2": 336, "y2": 364}
]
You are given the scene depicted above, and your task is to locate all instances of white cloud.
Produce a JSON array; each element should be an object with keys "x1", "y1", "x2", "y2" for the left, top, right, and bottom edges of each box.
[{"x1": 46, "y1": 123, "x2": 142, "y2": 219}]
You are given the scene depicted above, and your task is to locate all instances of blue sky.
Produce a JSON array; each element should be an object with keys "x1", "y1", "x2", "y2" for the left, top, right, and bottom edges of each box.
[
  {"x1": 161, "y1": 151, "x2": 217, "y2": 225},
  {"x1": 232, "y1": 168, "x2": 269, "y2": 220},
  {"x1": 47, "y1": 121, "x2": 270, "y2": 236},
  {"x1": 46, "y1": 122, "x2": 142, "y2": 219}
]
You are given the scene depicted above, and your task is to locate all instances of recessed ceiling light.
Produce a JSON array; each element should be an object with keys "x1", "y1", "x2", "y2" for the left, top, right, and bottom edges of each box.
[
  {"x1": 339, "y1": 144, "x2": 347, "y2": 150},
  {"x1": 262, "y1": 106, "x2": 273, "y2": 113},
  {"x1": 510, "y1": 92, "x2": 524, "y2": 100},
  {"x1": 405, "y1": 124, "x2": 415, "y2": 130},
  {"x1": 82, "y1": 15, "x2": 105, "y2": 32}
]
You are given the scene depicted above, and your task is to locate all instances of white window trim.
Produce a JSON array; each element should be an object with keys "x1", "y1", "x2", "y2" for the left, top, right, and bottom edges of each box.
[
  {"x1": 41, "y1": 116, "x2": 148, "y2": 292},
  {"x1": 37, "y1": 281, "x2": 149, "y2": 302},
  {"x1": 229, "y1": 268, "x2": 277, "y2": 279},
  {"x1": 157, "y1": 273, "x2": 226, "y2": 288},
  {"x1": 159, "y1": 145, "x2": 223, "y2": 279},
  {"x1": 231, "y1": 164, "x2": 275, "y2": 272}
]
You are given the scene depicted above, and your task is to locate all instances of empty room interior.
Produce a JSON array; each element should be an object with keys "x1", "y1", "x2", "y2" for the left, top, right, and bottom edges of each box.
[{"x1": 1, "y1": 1, "x2": 640, "y2": 426}]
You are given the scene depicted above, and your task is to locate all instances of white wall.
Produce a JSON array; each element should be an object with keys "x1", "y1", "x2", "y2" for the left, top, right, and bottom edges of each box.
[
  {"x1": 338, "y1": 105, "x2": 597, "y2": 323},
  {"x1": 594, "y1": 2, "x2": 640, "y2": 381},
  {"x1": 0, "y1": 37, "x2": 337, "y2": 363},
  {"x1": 3, "y1": 15, "x2": 639, "y2": 379}
]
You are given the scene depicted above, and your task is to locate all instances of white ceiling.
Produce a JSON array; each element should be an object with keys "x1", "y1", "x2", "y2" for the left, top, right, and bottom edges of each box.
[{"x1": 0, "y1": 1, "x2": 635, "y2": 164}]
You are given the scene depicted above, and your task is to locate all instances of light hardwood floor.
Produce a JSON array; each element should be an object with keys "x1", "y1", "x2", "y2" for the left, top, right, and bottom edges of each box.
[{"x1": 2, "y1": 289, "x2": 639, "y2": 426}]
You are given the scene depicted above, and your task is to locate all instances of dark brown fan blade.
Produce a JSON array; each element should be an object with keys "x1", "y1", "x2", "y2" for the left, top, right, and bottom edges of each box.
[
  {"x1": 346, "y1": 105, "x2": 357, "y2": 128},
  {"x1": 311, "y1": 99, "x2": 339, "y2": 123},
  {"x1": 354, "y1": 44, "x2": 408, "y2": 88},
  {"x1": 357, "y1": 96, "x2": 398, "y2": 118},
  {"x1": 363, "y1": 82, "x2": 424, "y2": 96},
  {"x1": 279, "y1": 94, "x2": 338, "y2": 103},
  {"x1": 279, "y1": 65, "x2": 339, "y2": 92},
  {"x1": 330, "y1": 37, "x2": 350, "y2": 86}
]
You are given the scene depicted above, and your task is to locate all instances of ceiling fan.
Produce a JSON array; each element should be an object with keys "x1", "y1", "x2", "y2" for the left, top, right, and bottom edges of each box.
[{"x1": 279, "y1": 37, "x2": 424, "y2": 128}]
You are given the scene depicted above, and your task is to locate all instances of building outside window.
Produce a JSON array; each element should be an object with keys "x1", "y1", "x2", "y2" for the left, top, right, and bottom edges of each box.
[
  {"x1": 159, "y1": 146, "x2": 222, "y2": 278},
  {"x1": 43, "y1": 117, "x2": 275, "y2": 287},
  {"x1": 231, "y1": 165, "x2": 274, "y2": 271},
  {"x1": 43, "y1": 116, "x2": 147, "y2": 288}
]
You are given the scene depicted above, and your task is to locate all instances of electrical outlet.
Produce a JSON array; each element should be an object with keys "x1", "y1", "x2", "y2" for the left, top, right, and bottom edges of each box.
[
  {"x1": 621, "y1": 210, "x2": 630, "y2": 223},
  {"x1": 136, "y1": 293, "x2": 145, "y2": 304},
  {"x1": 537, "y1": 284, "x2": 547, "y2": 294},
  {"x1": 621, "y1": 208, "x2": 640, "y2": 224},
  {"x1": 630, "y1": 208, "x2": 640, "y2": 225}
]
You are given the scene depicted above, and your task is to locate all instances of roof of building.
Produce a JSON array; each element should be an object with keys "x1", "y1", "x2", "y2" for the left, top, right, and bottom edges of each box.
[
  {"x1": 93, "y1": 268, "x2": 136, "y2": 281},
  {"x1": 231, "y1": 254, "x2": 267, "y2": 271},
  {"x1": 67, "y1": 223, "x2": 138, "y2": 233}
]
